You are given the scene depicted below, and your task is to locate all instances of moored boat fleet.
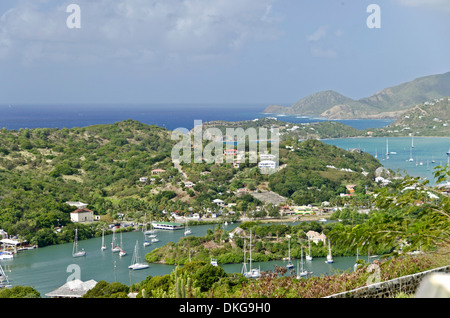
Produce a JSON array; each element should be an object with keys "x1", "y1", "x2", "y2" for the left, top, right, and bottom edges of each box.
[{"x1": 70, "y1": 222, "x2": 172, "y2": 270}]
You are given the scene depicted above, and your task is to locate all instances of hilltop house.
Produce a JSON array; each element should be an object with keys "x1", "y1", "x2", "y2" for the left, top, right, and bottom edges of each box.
[
  {"x1": 258, "y1": 160, "x2": 277, "y2": 169},
  {"x1": 259, "y1": 153, "x2": 276, "y2": 160},
  {"x1": 151, "y1": 169, "x2": 166, "y2": 175},
  {"x1": 306, "y1": 230, "x2": 327, "y2": 244},
  {"x1": 45, "y1": 279, "x2": 98, "y2": 298},
  {"x1": 70, "y1": 208, "x2": 94, "y2": 223},
  {"x1": 224, "y1": 149, "x2": 237, "y2": 156},
  {"x1": 212, "y1": 199, "x2": 225, "y2": 207},
  {"x1": 184, "y1": 181, "x2": 195, "y2": 188}
]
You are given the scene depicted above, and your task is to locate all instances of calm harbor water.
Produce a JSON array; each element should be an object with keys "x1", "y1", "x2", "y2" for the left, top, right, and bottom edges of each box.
[{"x1": 1, "y1": 222, "x2": 367, "y2": 297}]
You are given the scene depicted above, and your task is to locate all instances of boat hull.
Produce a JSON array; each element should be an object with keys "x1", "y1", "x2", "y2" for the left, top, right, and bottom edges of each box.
[{"x1": 128, "y1": 263, "x2": 149, "y2": 270}]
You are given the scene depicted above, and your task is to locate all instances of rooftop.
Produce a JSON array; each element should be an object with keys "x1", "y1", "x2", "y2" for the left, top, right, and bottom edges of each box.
[{"x1": 45, "y1": 279, "x2": 97, "y2": 298}]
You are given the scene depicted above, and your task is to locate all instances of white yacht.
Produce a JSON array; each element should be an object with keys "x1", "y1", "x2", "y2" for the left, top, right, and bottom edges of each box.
[
  {"x1": 297, "y1": 246, "x2": 308, "y2": 278},
  {"x1": 101, "y1": 229, "x2": 107, "y2": 251},
  {"x1": 243, "y1": 230, "x2": 261, "y2": 278},
  {"x1": 72, "y1": 228, "x2": 86, "y2": 258},
  {"x1": 111, "y1": 230, "x2": 121, "y2": 252},
  {"x1": 119, "y1": 232, "x2": 127, "y2": 257},
  {"x1": 306, "y1": 238, "x2": 313, "y2": 261},
  {"x1": 286, "y1": 238, "x2": 294, "y2": 269},
  {"x1": 128, "y1": 240, "x2": 149, "y2": 270},
  {"x1": 325, "y1": 240, "x2": 333, "y2": 264},
  {"x1": 184, "y1": 219, "x2": 191, "y2": 236}
]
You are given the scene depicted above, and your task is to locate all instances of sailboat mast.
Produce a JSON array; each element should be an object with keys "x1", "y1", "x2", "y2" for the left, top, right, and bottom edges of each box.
[
  {"x1": 386, "y1": 138, "x2": 389, "y2": 159},
  {"x1": 249, "y1": 230, "x2": 252, "y2": 271},
  {"x1": 73, "y1": 228, "x2": 77, "y2": 254}
]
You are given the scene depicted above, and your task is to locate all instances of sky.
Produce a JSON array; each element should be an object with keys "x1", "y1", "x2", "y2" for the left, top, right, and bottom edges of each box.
[{"x1": 0, "y1": 0, "x2": 449, "y2": 105}]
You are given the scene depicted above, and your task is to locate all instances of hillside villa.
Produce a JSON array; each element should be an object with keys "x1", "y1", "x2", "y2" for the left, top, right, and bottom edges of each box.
[
  {"x1": 306, "y1": 230, "x2": 327, "y2": 244},
  {"x1": 70, "y1": 208, "x2": 94, "y2": 223}
]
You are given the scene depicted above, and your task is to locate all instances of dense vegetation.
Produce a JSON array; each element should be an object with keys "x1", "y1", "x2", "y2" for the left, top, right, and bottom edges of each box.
[
  {"x1": 269, "y1": 139, "x2": 381, "y2": 205},
  {"x1": 0, "y1": 119, "x2": 382, "y2": 248},
  {"x1": 0, "y1": 120, "x2": 176, "y2": 246},
  {"x1": 146, "y1": 215, "x2": 373, "y2": 266},
  {"x1": 370, "y1": 97, "x2": 450, "y2": 137}
]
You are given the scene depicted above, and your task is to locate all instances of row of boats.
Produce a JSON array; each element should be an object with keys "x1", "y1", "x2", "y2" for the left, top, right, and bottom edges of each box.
[
  {"x1": 72, "y1": 226, "x2": 161, "y2": 270},
  {"x1": 234, "y1": 231, "x2": 333, "y2": 279},
  {"x1": 232, "y1": 231, "x2": 352, "y2": 280}
]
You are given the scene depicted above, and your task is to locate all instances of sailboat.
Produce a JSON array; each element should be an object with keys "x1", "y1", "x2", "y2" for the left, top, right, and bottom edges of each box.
[
  {"x1": 142, "y1": 223, "x2": 151, "y2": 247},
  {"x1": 184, "y1": 218, "x2": 191, "y2": 236},
  {"x1": 244, "y1": 230, "x2": 261, "y2": 278},
  {"x1": 385, "y1": 138, "x2": 390, "y2": 160},
  {"x1": 111, "y1": 230, "x2": 121, "y2": 252},
  {"x1": 325, "y1": 240, "x2": 333, "y2": 263},
  {"x1": 119, "y1": 232, "x2": 127, "y2": 257},
  {"x1": 144, "y1": 218, "x2": 157, "y2": 235},
  {"x1": 408, "y1": 147, "x2": 414, "y2": 162},
  {"x1": 241, "y1": 240, "x2": 248, "y2": 276},
  {"x1": 101, "y1": 229, "x2": 107, "y2": 251},
  {"x1": 286, "y1": 238, "x2": 294, "y2": 269},
  {"x1": 306, "y1": 238, "x2": 313, "y2": 261},
  {"x1": 72, "y1": 228, "x2": 86, "y2": 257},
  {"x1": 145, "y1": 222, "x2": 158, "y2": 241},
  {"x1": 411, "y1": 134, "x2": 414, "y2": 148},
  {"x1": 353, "y1": 248, "x2": 360, "y2": 271},
  {"x1": 296, "y1": 246, "x2": 308, "y2": 278},
  {"x1": 128, "y1": 240, "x2": 149, "y2": 270}
]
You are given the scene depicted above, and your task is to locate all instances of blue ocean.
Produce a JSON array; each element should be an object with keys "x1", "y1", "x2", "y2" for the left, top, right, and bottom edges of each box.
[{"x1": 0, "y1": 103, "x2": 393, "y2": 131}]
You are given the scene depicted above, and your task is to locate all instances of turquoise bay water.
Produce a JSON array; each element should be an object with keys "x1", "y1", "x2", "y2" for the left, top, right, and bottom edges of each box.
[
  {"x1": 324, "y1": 137, "x2": 450, "y2": 185},
  {"x1": 2, "y1": 222, "x2": 364, "y2": 297}
]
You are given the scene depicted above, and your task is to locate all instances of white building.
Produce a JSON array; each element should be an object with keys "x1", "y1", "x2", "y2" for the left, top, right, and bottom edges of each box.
[
  {"x1": 259, "y1": 153, "x2": 276, "y2": 160},
  {"x1": 184, "y1": 181, "x2": 195, "y2": 188},
  {"x1": 258, "y1": 160, "x2": 277, "y2": 169},
  {"x1": 70, "y1": 208, "x2": 94, "y2": 223},
  {"x1": 45, "y1": 279, "x2": 98, "y2": 298},
  {"x1": 212, "y1": 199, "x2": 225, "y2": 207}
]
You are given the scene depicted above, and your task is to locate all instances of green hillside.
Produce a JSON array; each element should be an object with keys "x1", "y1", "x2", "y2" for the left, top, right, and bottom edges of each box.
[
  {"x1": 373, "y1": 96, "x2": 450, "y2": 137},
  {"x1": 264, "y1": 71, "x2": 450, "y2": 119},
  {"x1": 0, "y1": 120, "x2": 381, "y2": 247},
  {"x1": 361, "y1": 72, "x2": 450, "y2": 111}
]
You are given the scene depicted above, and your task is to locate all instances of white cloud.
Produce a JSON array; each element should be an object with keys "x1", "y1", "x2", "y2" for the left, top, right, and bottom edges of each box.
[
  {"x1": 0, "y1": 0, "x2": 281, "y2": 67},
  {"x1": 306, "y1": 25, "x2": 340, "y2": 59},
  {"x1": 307, "y1": 25, "x2": 328, "y2": 42}
]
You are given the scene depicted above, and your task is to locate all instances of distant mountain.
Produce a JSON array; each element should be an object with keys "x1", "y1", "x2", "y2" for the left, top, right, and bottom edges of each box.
[{"x1": 264, "y1": 72, "x2": 450, "y2": 119}]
